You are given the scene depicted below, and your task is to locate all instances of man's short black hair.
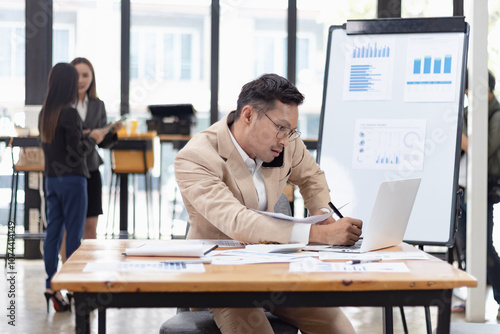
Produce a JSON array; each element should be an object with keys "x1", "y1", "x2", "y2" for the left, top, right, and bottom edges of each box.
[
  {"x1": 235, "y1": 74, "x2": 305, "y2": 119},
  {"x1": 465, "y1": 69, "x2": 496, "y2": 92}
]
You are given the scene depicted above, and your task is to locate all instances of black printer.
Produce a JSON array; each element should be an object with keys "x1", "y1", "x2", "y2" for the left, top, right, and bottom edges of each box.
[{"x1": 146, "y1": 104, "x2": 196, "y2": 135}]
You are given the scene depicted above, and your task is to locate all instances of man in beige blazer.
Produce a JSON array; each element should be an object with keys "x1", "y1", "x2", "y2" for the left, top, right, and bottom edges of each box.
[{"x1": 175, "y1": 74, "x2": 362, "y2": 333}]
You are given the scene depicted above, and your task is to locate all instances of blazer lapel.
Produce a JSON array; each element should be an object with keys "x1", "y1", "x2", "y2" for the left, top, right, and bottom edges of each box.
[
  {"x1": 84, "y1": 99, "x2": 96, "y2": 125},
  {"x1": 217, "y1": 115, "x2": 259, "y2": 209}
]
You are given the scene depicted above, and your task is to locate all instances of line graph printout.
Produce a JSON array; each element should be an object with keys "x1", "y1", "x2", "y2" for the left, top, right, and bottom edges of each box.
[
  {"x1": 352, "y1": 119, "x2": 427, "y2": 171},
  {"x1": 404, "y1": 34, "x2": 460, "y2": 102},
  {"x1": 343, "y1": 35, "x2": 395, "y2": 101}
]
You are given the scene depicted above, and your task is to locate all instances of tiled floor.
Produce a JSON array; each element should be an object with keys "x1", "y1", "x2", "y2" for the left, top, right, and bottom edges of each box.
[{"x1": 1, "y1": 258, "x2": 499, "y2": 334}]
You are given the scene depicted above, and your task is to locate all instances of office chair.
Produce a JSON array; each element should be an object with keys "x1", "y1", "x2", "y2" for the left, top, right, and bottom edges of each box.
[{"x1": 106, "y1": 134, "x2": 155, "y2": 239}]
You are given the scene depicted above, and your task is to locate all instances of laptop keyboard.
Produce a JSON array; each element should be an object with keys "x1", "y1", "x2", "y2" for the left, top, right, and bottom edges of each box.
[{"x1": 328, "y1": 239, "x2": 363, "y2": 251}]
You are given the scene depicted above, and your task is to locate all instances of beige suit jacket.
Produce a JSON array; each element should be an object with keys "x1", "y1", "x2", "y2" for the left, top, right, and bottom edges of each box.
[{"x1": 174, "y1": 112, "x2": 331, "y2": 244}]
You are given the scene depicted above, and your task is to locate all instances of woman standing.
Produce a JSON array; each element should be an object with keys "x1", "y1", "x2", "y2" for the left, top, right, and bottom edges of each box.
[
  {"x1": 70, "y1": 57, "x2": 121, "y2": 239},
  {"x1": 39, "y1": 63, "x2": 108, "y2": 312}
]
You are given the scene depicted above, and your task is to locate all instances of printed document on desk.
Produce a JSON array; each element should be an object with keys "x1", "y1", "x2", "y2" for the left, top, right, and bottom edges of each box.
[
  {"x1": 252, "y1": 209, "x2": 334, "y2": 224},
  {"x1": 123, "y1": 243, "x2": 217, "y2": 257},
  {"x1": 84, "y1": 262, "x2": 206, "y2": 273},
  {"x1": 318, "y1": 251, "x2": 429, "y2": 261},
  {"x1": 207, "y1": 249, "x2": 314, "y2": 265},
  {"x1": 290, "y1": 261, "x2": 409, "y2": 273}
]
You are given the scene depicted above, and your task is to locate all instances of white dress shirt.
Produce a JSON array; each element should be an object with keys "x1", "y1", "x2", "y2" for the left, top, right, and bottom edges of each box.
[
  {"x1": 75, "y1": 95, "x2": 89, "y2": 123},
  {"x1": 228, "y1": 128, "x2": 311, "y2": 243}
]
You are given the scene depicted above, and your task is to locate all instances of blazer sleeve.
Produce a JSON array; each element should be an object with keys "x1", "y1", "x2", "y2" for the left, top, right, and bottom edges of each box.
[
  {"x1": 287, "y1": 139, "x2": 331, "y2": 213},
  {"x1": 91, "y1": 99, "x2": 118, "y2": 149}
]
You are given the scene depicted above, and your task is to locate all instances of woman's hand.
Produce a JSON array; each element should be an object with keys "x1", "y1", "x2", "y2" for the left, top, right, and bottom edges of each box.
[{"x1": 88, "y1": 125, "x2": 112, "y2": 144}]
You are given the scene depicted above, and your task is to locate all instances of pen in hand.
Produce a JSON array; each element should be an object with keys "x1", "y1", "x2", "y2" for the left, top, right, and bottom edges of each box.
[
  {"x1": 346, "y1": 258, "x2": 382, "y2": 265},
  {"x1": 328, "y1": 202, "x2": 344, "y2": 219}
]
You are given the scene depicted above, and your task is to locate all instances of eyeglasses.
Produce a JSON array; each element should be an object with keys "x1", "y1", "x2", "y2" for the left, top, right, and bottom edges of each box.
[{"x1": 255, "y1": 107, "x2": 301, "y2": 141}]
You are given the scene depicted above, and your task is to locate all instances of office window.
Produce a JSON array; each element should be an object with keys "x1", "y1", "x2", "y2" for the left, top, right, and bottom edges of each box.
[
  {"x1": 254, "y1": 33, "x2": 287, "y2": 77},
  {"x1": 53, "y1": 26, "x2": 74, "y2": 65},
  {"x1": 219, "y1": 1, "x2": 287, "y2": 114},
  {"x1": 53, "y1": 0, "x2": 121, "y2": 115},
  {"x1": 0, "y1": 0, "x2": 25, "y2": 105},
  {"x1": 486, "y1": 1, "x2": 500, "y2": 80},
  {"x1": 401, "y1": 0, "x2": 453, "y2": 17},
  {"x1": 130, "y1": 1, "x2": 209, "y2": 116},
  {"x1": 130, "y1": 29, "x2": 197, "y2": 81},
  {"x1": 296, "y1": 0, "x2": 376, "y2": 138}
]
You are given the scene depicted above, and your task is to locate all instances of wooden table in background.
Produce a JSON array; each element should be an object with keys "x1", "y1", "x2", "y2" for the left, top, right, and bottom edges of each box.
[{"x1": 52, "y1": 240, "x2": 476, "y2": 334}]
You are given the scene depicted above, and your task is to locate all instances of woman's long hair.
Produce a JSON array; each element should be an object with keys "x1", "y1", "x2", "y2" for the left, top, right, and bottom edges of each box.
[
  {"x1": 39, "y1": 63, "x2": 78, "y2": 143},
  {"x1": 70, "y1": 57, "x2": 98, "y2": 99}
]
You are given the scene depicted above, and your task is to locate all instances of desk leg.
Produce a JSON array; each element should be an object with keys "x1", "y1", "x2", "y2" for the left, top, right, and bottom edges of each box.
[
  {"x1": 119, "y1": 175, "x2": 128, "y2": 238},
  {"x1": 74, "y1": 295, "x2": 91, "y2": 334},
  {"x1": 98, "y1": 308, "x2": 106, "y2": 334},
  {"x1": 435, "y1": 290, "x2": 452, "y2": 334},
  {"x1": 159, "y1": 142, "x2": 163, "y2": 238},
  {"x1": 383, "y1": 306, "x2": 394, "y2": 334}
]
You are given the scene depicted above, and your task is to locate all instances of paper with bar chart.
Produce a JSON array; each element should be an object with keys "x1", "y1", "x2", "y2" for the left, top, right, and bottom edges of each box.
[
  {"x1": 404, "y1": 34, "x2": 460, "y2": 102},
  {"x1": 352, "y1": 119, "x2": 427, "y2": 171},
  {"x1": 343, "y1": 36, "x2": 395, "y2": 101}
]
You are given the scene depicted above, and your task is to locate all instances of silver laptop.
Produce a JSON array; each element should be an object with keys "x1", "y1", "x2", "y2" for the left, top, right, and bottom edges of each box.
[{"x1": 323, "y1": 178, "x2": 421, "y2": 253}]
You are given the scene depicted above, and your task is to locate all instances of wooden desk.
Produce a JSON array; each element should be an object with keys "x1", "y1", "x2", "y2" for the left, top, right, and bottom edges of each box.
[{"x1": 52, "y1": 240, "x2": 476, "y2": 334}]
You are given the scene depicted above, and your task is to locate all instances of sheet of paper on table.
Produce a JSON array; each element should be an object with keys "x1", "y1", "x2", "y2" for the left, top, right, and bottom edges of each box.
[
  {"x1": 289, "y1": 261, "x2": 410, "y2": 273},
  {"x1": 206, "y1": 249, "x2": 314, "y2": 265},
  {"x1": 318, "y1": 251, "x2": 429, "y2": 261},
  {"x1": 251, "y1": 209, "x2": 334, "y2": 224},
  {"x1": 83, "y1": 262, "x2": 206, "y2": 273}
]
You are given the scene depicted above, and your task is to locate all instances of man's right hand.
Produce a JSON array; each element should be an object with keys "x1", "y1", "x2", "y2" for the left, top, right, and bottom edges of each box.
[{"x1": 308, "y1": 217, "x2": 363, "y2": 245}]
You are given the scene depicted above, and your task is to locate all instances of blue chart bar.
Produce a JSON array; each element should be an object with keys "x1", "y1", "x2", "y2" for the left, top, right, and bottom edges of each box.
[
  {"x1": 349, "y1": 64, "x2": 380, "y2": 92},
  {"x1": 423, "y1": 57, "x2": 431, "y2": 74},
  {"x1": 413, "y1": 59, "x2": 421, "y2": 74},
  {"x1": 444, "y1": 55, "x2": 452, "y2": 73},
  {"x1": 434, "y1": 58, "x2": 441, "y2": 74},
  {"x1": 412, "y1": 55, "x2": 452, "y2": 75},
  {"x1": 353, "y1": 43, "x2": 390, "y2": 59}
]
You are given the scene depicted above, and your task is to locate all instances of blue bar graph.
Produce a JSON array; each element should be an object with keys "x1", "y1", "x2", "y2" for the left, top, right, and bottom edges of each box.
[
  {"x1": 444, "y1": 55, "x2": 452, "y2": 73},
  {"x1": 434, "y1": 58, "x2": 441, "y2": 74},
  {"x1": 412, "y1": 55, "x2": 452, "y2": 75},
  {"x1": 423, "y1": 57, "x2": 431, "y2": 74},
  {"x1": 349, "y1": 64, "x2": 381, "y2": 92},
  {"x1": 413, "y1": 59, "x2": 421, "y2": 74},
  {"x1": 352, "y1": 43, "x2": 391, "y2": 59}
]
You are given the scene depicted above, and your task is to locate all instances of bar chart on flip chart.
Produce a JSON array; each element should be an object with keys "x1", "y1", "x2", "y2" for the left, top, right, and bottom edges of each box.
[
  {"x1": 343, "y1": 36, "x2": 395, "y2": 101},
  {"x1": 404, "y1": 34, "x2": 460, "y2": 102}
]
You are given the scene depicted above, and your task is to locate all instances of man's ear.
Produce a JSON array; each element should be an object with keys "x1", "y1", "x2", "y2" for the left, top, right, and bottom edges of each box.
[{"x1": 240, "y1": 105, "x2": 255, "y2": 125}]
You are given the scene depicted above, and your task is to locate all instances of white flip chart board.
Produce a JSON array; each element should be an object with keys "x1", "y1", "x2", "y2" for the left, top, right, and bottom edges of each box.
[{"x1": 317, "y1": 17, "x2": 469, "y2": 245}]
